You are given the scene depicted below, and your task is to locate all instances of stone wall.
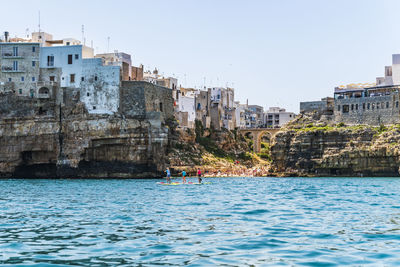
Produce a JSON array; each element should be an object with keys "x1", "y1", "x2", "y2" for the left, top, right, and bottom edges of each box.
[
  {"x1": 300, "y1": 100, "x2": 328, "y2": 114},
  {"x1": 334, "y1": 93, "x2": 400, "y2": 125},
  {"x1": 120, "y1": 81, "x2": 174, "y2": 121},
  {"x1": 0, "y1": 92, "x2": 57, "y2": 118}
]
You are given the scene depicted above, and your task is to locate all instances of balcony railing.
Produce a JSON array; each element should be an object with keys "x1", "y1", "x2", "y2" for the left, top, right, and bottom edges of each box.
[
  {"x1": 36, "y1": 81, "x2": 59, "y2": 87},
  {"x1": 2, "y1": 52, "x2": 24, "y2": 58},
  {"x1": 37, "y1": 93, "x2": 50, "y2": 99},
  {"x1": 1, "y1": 66, "x2": 24, "y2": 73}
]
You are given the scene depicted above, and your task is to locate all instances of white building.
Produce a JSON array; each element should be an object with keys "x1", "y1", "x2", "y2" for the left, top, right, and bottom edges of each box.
[
  {"x1": 81, "y1": 58, "x2": 120, "y2": 114},
  {"x1": 40, "y1": 44, "x2": 120, "y2": 114},
  {"x1": 176, "y1": 87, "x2": 197, "y2": 128},
  {"x1": 40, "y1": 45, "x2": 84, "y2": 88},
  {"x1": 234, "y1": 102, "x2": 247, "y2": 128},
  {"x1": 95, "y1": 51, "x2": 132, "y2": 80},
  {"x1": 264, "y1": 107, "x2": 295, "y2": 128}
]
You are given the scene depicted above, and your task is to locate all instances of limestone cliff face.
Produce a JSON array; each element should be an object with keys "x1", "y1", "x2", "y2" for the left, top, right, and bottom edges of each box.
[
  {"x1": 0, "y1": 113, "x2": 169, "y2": 178},
  {"x1": 270, "y1": 125, "x2": 400, "y2": 177}
]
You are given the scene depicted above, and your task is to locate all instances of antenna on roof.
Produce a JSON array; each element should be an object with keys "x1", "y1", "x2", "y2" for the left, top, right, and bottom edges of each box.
[
  {"x1": 38, "y1": 11, "x2": 41, "y2": 33},
  {"x1": 81, "y1": 25, "x2": 85, "y2": 45}
]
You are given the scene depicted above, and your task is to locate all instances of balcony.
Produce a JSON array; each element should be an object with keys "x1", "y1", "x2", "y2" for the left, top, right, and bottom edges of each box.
[
  {"x1": 37, "y1": 93, "x2": 50, "y2": 99},
  {"x1": 36, "y1": 81, "x2": 59, "y2": 87},
  {"x1": 1, "y1": 66, "x2": 24, "y2": 73},
  {"x1": 2, "y1": 52, "x2": 24, "y2": 59}
]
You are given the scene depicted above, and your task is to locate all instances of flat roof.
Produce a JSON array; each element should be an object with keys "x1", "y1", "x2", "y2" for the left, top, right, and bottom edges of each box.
[{"x1": 0, "y1": 42, "x2": 40, "y2": 45}]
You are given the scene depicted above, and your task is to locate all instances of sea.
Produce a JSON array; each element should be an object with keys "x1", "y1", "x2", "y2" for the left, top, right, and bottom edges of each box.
[{"x1": 1, "y1": 177, "x2": 400, "y2": 266}]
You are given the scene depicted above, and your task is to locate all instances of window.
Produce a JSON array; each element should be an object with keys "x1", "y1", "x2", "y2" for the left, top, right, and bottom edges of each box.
[
  {"x1": 372, "y1": 103, "x2": 375, "y2": 110},
  {"x1": 70, "y1": 74, "x2": 75, "y2": 83},
  {"x1": 8, "y1": 78, "x2": 11, "y2": 82},
  {"x1": 87, "y1": 92, "x2": 90, "y2": 97},
  {"x1": 75, "y1": 54, "x2": 79, "y2": 60},
  {"x1": 351, "y1": 104, "x2": 354, "y2": 111},
  {"x1": 66, "y1": 42, "x2": 70, "y2": 46},
  {"x1": 81, "y1": 77, "x2": 85, "y2": 82},
  {"x1": 160, "y1": 102, "x2": 163, "y2": 112},
  {"x1": 13, "y1": 47, "x2": 18, "y2": 56},
  {"x1": 93, "y1": 106, "x2": 96, "y2": 110},
  {"x1": 94, "y1": 76, "x2": 98, "y2": 81},
  {"x1": 355, "y1": 104, "x2": 358, "y2": 110},
  {"x1": 68, "y1": 54, "x2": 73, "y2": 64},
  {"x1": 47, "y1": 55, "x2": 54, "y2": 67},
  {"x1": 19, "y1": 89, "x2": 22, "y2": 94},
  {"x1": 367, "y1": 103, "x2": 370, "y2": 109},
  {"x1": 337, "y1": 105, "x2": 340, "y2": 111},
  {"x1": 342, "y1": 105, "x2": 349, "y2": 113},
  {"x1": 21, "y1": 76, "x2": 24, "y2": 82},
  {"x1": 363, "y1": 103, "x2": 365, "y2": 110},
  {"x1": 32, "y1": 61, "x2": 36, "y2": 67},
  {"x1": 386, "y1": 102, "x2": 389, "y2": 108},
  {"x1": 396, "y1": 101, "x2": 399, "y2": 108},
  {"x1": 49, "y1": 76, "x2": 55, "y2": 82},
  {"x1": 32, "y1": 77, "x2": 35, "y2": 82},
  {"x1": 377, "y1": 103, "x2": 379, "y2": 109},
  {"x1": 13, "y1": 61, "x2": 18, "y2": 71},
  {"x1": 32, "y1": 46, "x2": 36, "y2": 52}
]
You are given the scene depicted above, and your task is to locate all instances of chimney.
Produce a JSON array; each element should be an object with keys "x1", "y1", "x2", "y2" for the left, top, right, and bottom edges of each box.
[{"x1": 4, "y1": 31, "x2": 9, "y2": 42}]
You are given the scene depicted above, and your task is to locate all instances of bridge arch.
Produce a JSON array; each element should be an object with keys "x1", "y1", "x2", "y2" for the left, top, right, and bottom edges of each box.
[{"x1": 239, "y1": 128, "x2": 280, "y2": 153}]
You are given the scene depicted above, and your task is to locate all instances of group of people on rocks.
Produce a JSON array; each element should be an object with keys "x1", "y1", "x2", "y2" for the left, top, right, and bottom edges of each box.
[
  {"x1": 164, "y1": 166, "x2": 269, "y2": 183},
  {"x1": 204, "y1": 167, "x2": 269, "y2": 177}
]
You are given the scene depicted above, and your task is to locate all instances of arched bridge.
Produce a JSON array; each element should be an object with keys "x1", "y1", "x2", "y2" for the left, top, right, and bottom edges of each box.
[{"x1": 239, "y1": 128, "x2": 281, "y2": 153}]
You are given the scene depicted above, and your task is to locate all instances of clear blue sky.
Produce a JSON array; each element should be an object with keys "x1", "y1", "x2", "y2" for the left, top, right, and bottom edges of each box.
[{"x1": 2, "y1": 0, "x2": 400, "y2": 112}]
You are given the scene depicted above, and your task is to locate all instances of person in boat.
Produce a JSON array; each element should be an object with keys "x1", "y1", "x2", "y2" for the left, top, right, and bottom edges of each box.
[
  {"x1": 166, "y1": 168, "x2": 171, "y2": 184},
  {"x1": 197, "y1": 168, "x2": 202, "y2": 183},
  {"x1": 182, "y1": 170, "x2": 187, "y2": 184}
]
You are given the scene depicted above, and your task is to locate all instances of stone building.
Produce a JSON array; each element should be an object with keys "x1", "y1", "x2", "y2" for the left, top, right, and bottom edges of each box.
[
  {"x1": 300, "y1": 97, "x2": 334, "y2": 116},
  {"x1": 195, "y1": 89, "x2": 211, "y2": 128},
  {"x1": 119, "y1": 81, "x2": 174, "y2": 122},
  {"x1": 209, "y1": 87, "x2": 236, "y2": 130},
  {"x1": 334, "y1": 85, "x2": 400, "y2": 125},
  {"x1": 0, "y1": 42, "x2": 41, "y2": 97},
  {"x1": 131, "y1": 64, "x2": 144, "y2": 81}
]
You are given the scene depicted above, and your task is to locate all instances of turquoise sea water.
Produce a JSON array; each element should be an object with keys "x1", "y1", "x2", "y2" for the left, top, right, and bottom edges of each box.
[{"x1": 1, "y1": 177, "x2": 400, "y2": 266}]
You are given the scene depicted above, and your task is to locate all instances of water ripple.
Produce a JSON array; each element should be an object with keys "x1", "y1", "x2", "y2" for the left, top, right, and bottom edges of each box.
[{"x1": 1, "y1": 177, "x2": 400, "y2": 266}]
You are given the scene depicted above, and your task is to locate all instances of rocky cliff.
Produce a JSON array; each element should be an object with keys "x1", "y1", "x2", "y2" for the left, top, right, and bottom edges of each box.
[
  {"x1": 167, "y1": 122, "x2": 269, "y2": 176},
  {"x1": 270, "y1": 113, "x2": 400, "y2": 177},
  {"x1": 0, "y1": 100, "x2": 169, "y2": 178}
]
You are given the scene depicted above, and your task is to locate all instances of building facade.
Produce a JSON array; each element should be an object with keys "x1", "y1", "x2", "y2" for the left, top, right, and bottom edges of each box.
[
  {"x1": 334, "y1": 85, "x2": 400, "y2": 125},
  {"x1": 264, "y1": 107, "x2": 295, "y2": 128},
  {"x1": 0, "y1": 42, "x2": 40, "y2": 97}
]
